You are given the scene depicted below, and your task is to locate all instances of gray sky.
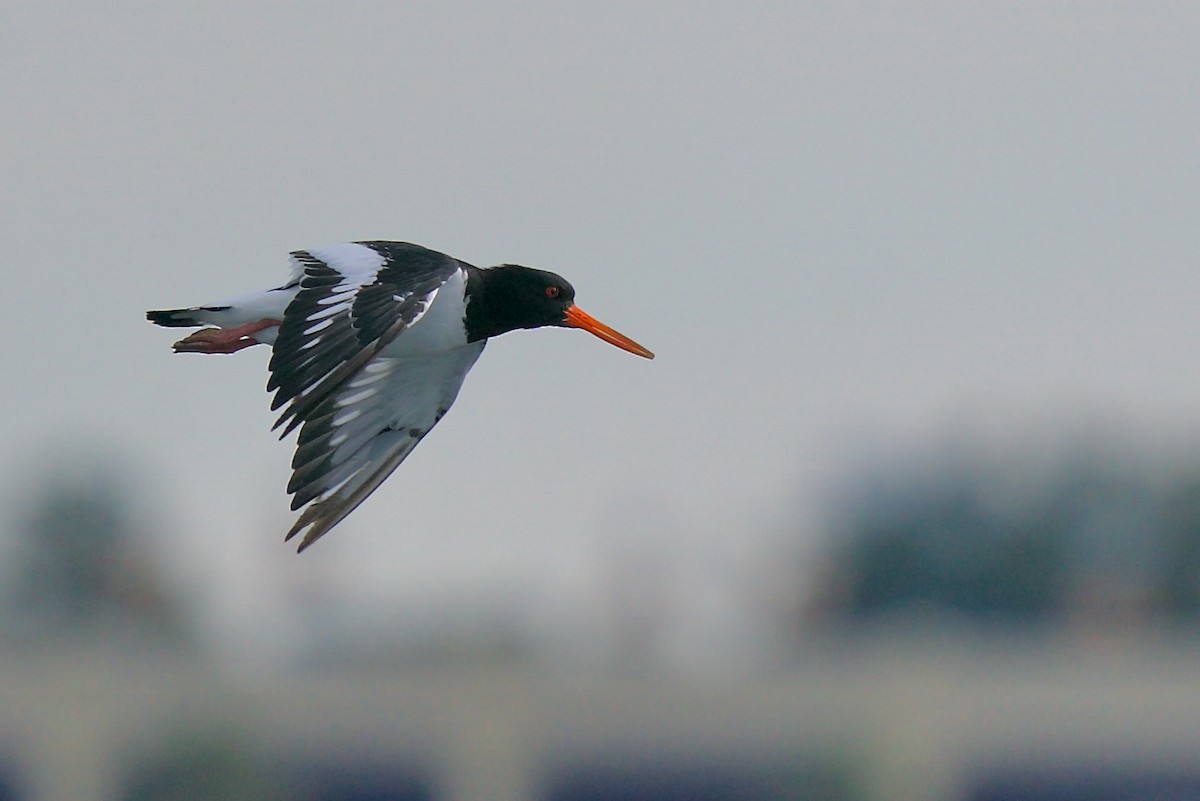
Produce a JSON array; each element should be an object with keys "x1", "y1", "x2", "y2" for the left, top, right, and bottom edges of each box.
[{"x1": 3, "y1": 2, "x2": 1199, "y2": 665}]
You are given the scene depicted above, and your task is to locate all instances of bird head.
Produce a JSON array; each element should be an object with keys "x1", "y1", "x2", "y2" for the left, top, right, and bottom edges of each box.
[{"x1": 479, "y1": 265, "x2": 654, "y2": 359}]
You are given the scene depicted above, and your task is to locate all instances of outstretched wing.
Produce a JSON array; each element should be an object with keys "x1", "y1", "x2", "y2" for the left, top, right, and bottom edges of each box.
[
  {"x1": 281, "y1": 343, "x2": 483, "y2": 551},
  {"x1": 266, "y1": 241, "x2": 478, "y2": 550},
  {"x1": 268, "y1": 241, "x2": 462, "y2": 434}
]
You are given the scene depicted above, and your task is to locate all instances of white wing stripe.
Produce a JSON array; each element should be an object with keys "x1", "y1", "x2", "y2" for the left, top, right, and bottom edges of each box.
[
  {"x1": 304, "y1": 318, "x2": 335, "y2": 336},
  {"x1": 306, "y1": 243, "x2": 387, "y2": 281},
  {"x1": 347, "y1": 370, "x2": 389, "y2": 388},
  {"x1": 332, "y1": 408, "x2": 363, "y2": 427},
  {"x1": 336, "y1": 387, "x2": 378, "y2": 408},
  {"x1": 308, "y1": 301, "x2": 353, "y2": 320}
]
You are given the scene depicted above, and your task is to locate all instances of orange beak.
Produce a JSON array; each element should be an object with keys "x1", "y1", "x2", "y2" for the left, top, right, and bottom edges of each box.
[{"x1": 563, "y1": 305, "x2": 655, "y2": 359}]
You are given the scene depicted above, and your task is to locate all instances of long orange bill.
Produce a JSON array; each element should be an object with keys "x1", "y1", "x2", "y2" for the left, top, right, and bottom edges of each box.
[{"x1": 563, "y1": 305, "x2": 655, "y2": 359}]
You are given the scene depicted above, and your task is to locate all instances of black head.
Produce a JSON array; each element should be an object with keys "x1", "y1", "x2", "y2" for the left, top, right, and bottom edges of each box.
[
  {"x1": 466, "y1": 265, "x2": 576, "y2": 339},
  {"x1": 465, "y1": 263, "x2": 654, "y2": 359}
]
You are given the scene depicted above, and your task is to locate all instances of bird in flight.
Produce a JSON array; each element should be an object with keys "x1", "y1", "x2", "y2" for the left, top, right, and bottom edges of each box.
[{"x1": 148, "y1": 241, "x2": 653, "y2": 551}]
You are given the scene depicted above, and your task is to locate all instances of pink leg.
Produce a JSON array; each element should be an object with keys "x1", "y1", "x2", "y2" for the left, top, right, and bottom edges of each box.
[{"x1": 173, "y1": 319, "x2": 282, "y2": 354}]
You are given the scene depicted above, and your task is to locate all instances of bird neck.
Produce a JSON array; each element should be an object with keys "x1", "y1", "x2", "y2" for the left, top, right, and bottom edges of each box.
[{"x1": 463, "y1": 265, "x2": 531, "y2": 342}]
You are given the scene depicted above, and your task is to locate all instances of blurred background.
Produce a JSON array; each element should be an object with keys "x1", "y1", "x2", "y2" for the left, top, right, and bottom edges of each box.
[{"x1": 3, "y1": 2, "x2": 1200, "y2": 799}]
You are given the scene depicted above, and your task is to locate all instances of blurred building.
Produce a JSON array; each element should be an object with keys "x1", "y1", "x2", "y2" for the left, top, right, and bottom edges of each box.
[{"x1": 1, "y1": 634, "x2": 1199, "y2": 801}]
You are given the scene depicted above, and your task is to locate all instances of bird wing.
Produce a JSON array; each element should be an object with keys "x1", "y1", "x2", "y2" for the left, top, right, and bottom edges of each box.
[
  {"x1": 268, "y1": 242, "x2": 462, "y2": 434},
  {"x1": 266, "y1": 241, "x2": 475, "y2": 550},
  {"x1": 281, "y1": 343, "x2": 483, "y2": 551}
]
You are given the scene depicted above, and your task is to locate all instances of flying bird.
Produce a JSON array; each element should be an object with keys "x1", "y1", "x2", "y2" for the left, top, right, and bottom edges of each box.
[{"x1": 148, "y1": 241, "x2": 653, "y2": 551}]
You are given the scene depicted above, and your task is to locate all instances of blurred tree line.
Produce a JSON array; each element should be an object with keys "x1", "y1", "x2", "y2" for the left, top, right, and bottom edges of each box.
[
  {"x1": 2, "y1": 455, "x2": 189, "y2": 646},
  {"x1": 805, "y1": 440, "x2": 1200, "y2": 631},
  {"x1": 9, "y1": 434, "x2": 1200, "y2": 654}
]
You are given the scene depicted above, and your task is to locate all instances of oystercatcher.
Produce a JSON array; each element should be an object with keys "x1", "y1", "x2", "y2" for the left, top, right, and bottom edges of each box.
[{"x1": 148, "y1": 241, "x2": 653, "y2": 551}]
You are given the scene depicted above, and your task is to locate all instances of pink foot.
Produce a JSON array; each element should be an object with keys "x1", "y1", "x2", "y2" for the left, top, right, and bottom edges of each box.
[{"x1": 173, "y1": 319, "x2": 282, "y2": 354}]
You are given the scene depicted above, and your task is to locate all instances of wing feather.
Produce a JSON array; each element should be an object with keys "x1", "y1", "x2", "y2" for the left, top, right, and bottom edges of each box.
[
  {"x1": 282, "y1": 345, "x2": 484, "y2": 550},
  {"x1": 264, "y1": 241, "x2": 480, "y2": 549},
  {"x1": 268, "y1": 243, "x2": 461, "y2": 434}
]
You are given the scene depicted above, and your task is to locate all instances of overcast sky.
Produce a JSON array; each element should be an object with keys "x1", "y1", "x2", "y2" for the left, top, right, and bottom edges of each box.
[{"x1": 3, "y1": 2, "x2": 1199, "y2": 664}]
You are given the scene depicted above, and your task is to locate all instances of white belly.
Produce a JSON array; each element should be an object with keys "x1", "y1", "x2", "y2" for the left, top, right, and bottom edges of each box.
[{"x1": 378, "y1": 269, "x2": 473, "y2": 357}]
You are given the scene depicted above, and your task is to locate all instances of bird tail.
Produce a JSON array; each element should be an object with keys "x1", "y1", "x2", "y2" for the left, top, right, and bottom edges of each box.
[{"x1": 146, "y1": 306, "x2": 230, "y2": 328}]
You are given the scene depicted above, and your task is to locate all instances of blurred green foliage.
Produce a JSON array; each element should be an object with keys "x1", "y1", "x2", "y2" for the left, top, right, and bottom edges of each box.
[
  {"x1": 4, "y1": 457, "x2": 189, "y2": 644},
  {"x1": 810, "y1": 444, "x2": 1200, "y2": 627}
]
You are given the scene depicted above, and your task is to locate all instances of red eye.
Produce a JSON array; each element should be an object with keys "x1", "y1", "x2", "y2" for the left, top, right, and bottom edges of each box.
[{"x1": 545, "y1": 286, "x2": 560, "y2": 298}]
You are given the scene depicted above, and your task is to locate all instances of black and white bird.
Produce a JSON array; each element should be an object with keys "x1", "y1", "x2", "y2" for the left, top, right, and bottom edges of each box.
[{"x1": 148, "y1": 241, "x2": 653, "y2": 552}]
